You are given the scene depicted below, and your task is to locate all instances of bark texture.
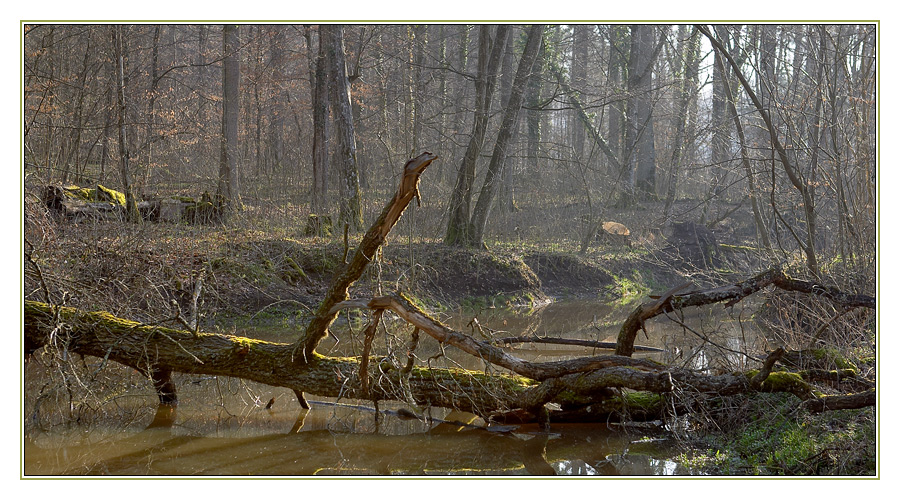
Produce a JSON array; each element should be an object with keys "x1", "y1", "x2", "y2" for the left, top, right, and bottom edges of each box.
[
  {"x1": 321, "y1": 25, "x2": 363, "y2": 231},
  {"x1": 217, "y1": 24, "x2": 241, "y2": 211}
]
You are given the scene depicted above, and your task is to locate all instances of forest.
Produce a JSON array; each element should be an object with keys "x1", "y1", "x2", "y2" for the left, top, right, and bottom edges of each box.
[{"x1": 22, "y1": 23, "x2": 876, "y2": 476}]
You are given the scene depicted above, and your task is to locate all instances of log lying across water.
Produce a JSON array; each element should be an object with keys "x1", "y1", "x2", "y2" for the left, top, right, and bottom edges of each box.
[
  {"x1": 492, "y1": 336, "x2": 664, "y2": 353},
  {"x1": 23, "y1": 293, "x2": 876, "y2": 423}
]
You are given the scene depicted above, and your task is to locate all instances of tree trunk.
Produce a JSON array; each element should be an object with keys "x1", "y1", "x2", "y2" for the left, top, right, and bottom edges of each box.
[
  {"x1": 624, "y1": 24, "x2": 660, "y2": 203},
  {"x1": 444, "y1": 25, "x2": 510, "y2": 247},
  {"x1": 570, "y1": 25, "x2": 589, "y2": 159},
  {"x1": 217, "y1": 24, "x2": 242, "y2": 213},
  {"x1": 664, "y1": 26, "x2": 700, "y2": 217},
  {"x1": 112, "y1": 25, "x2": 140, "y2": 223},
  {"x1": 524, "y1": 33, "x2": 544, "y2": 177},
  {"x1": 269, "y1": 25, "x2": 286, "y2": 174},
  {"x1": 321, "y1": 24, "x2": 364, "y2": 232},
  {"x1": 607, "y1": 25, "x2": 627, "y2": 177},
  {"x1": 305, "y1": 27, "x2": 329, "y2": 214},
  {"x1": 25, "y1": 262, "x2": 875, "y2": 423},
  {"x1": 469, "y1": 25, "x2": 544, "y2": 248}
]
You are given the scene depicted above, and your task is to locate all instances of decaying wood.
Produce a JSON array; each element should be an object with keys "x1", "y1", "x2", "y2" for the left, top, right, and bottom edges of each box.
[
  {"x1": 750, "y1": 347, "x2": 785, "y2": 389},
  {"x1": 23, "y1": 300, "x2": 528, "y2": 416},
  {"x1": 801, "y1": 389, "x2": 876, "y2": 414},
  {"x1": 329, "y1": 294, "x2": 665, "y2": 382},
  {"x1": 493, "y1": 336, "x2": 664, "y2": 353},
  {"x1": 24, "y1": 297, "x2": 874, "y2": 422}
]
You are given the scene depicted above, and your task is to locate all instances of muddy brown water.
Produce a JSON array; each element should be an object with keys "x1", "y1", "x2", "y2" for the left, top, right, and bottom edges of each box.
[{"x1": 23, "y1": 299, "x2": 763, "y2": 476}]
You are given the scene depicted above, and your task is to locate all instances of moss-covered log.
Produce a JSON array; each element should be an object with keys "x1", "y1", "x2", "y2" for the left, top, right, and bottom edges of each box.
[
  {"x1": 24, "y1": 300, "x2": 531, "y2": 415},
  {"x1": 24, "y1": 300, "x2": 874, "y2": 422}
]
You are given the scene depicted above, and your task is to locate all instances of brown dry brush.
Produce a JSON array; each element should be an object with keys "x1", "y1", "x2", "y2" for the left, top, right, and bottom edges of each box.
[{"x1": 23, "y1": 153, "x2": 876, "y2": 430}]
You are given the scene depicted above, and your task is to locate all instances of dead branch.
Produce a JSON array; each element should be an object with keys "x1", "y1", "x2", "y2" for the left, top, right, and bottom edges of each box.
[
  {"x1": 25, "y1": 298, "x2": 874, "y2": 422},
  {"x1": 801, "y1": 389, "x2": 876, "y2": 414},
  {"x1": 616, "y1": 269, "x2": 875, "y2": 357},
  {"x1": 298, "y1": 152, "x2": 437, "y2": 359},
  {"x1": 329, "y1": 294, "x2": 665, "y2": 381},
  {"x1": 493, "y1": 336, "x2": 664, "y2": 353}
]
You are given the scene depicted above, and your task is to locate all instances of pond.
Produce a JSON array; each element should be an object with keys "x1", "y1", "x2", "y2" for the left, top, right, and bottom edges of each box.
[{"x1": 23, "y1": 298, "x2": 763, "y2": 476}]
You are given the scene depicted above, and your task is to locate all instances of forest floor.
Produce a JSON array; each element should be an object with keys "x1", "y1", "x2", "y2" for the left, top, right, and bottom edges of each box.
[
  {"x1": 25, "y1": 185, "x2": 767, "y2": 326},
  {"x1": 24, "y1": 208, "x2": 696, "y2": 327}
]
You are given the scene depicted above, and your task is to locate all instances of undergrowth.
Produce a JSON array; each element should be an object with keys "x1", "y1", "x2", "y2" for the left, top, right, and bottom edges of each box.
[{"x1": 675, "y1": 393, "x2": 876, "y2": 475}]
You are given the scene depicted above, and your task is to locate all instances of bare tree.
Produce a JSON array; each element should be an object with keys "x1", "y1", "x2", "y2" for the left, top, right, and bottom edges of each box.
[
  {"x1": 112, "y1": 25, "x2": 140, "y2": 223},
  {"x1": 445, "y1": 25, "x2": 510, "y2": 247},
  {"x1": 469, "y1": 25, "x2": 545, "y2": 248},
  {"x1": 623, "y1": 24, "x2": 663, "y2": 205},
  {"x1": 321, "y1": 24, "x2": 363, "y2": 231},
  {"x1": 217, "y1": 24, "x2": 242, "y2": 212}
]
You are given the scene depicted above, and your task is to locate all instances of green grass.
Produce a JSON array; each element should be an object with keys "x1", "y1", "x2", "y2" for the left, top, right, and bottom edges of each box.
[{"x1": 675, "y1": 393, "x2": 876, "y2": 476}]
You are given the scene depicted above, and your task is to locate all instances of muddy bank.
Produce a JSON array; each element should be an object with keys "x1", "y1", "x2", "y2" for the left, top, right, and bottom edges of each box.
[{"x1": 24, "y1": 201, "x2": 686, "y2": 325}]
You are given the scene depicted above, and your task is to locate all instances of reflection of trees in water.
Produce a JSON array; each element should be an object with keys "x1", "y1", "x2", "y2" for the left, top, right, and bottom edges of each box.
[
  {"x1": 26, "y1": 397, "x2": 682, "y2": 476},
  {"x1": 657, "y1": 301, "x2": 765, "y2": 374},
  {"x1": 28, "y1": 423, "x2": 555, "y2": 475}
]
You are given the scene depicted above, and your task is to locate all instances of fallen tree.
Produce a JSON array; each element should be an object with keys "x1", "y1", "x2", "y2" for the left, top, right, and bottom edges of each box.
[{"x1": 23, "y1": 152, "x2": 877, "y2": 427}]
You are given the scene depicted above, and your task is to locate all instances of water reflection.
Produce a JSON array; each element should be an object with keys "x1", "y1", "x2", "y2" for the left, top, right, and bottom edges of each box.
[{"x1": 25, "y1": 396, "x2": 692, "y2": 476}]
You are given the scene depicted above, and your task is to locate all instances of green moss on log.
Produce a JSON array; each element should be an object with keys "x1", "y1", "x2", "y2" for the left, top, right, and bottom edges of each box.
[
  {"x1": 63, "y1": 185, "x2": 95, "y2": 202},
  {"x1": 624, "y1": 390, "x2": 664, "y2": 411},
  {"x1": 782, "y1": 348, "x2": 858, "y2": 371},
  {"x1": 281, "y1": 256, "x2": 308, "y2": 285},
  {"x1": 746, "y1": 370, "x2": 814, "y2": 398}
]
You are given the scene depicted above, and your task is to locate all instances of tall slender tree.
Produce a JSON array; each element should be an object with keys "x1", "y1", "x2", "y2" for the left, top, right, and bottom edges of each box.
[
  {"x1": 445, "y1": 25, "x2": 510, "y2": 246},
  {"x1": 570, "y1": 24, "x2": 589, "y2": 160},
  {"x1": 305, "y1": 26, "x2": 329, "y2": 214},
  {"x1": 112, "y1": 25, "x2": 140, "y2": 223},
  {"x1": 469, "y1": 25, "x2": 545, "y2": 248},
  {"x1": 624, "y1": 24, "x2": 662, "y2": 204},
  {"x1": 217, "y1": 24, "x2": 242, "y2": 212}
]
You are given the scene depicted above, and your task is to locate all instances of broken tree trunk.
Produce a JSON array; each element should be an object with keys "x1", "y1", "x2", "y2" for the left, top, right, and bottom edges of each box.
[
  {"x1": 297, "y1": 152, "x2": 437, "y2": 360},
  {"x1": 24, "y1": 292, "x2": 875, "y2": 423},
  {"x1": 23, "y1": 300, "x2": 528, "y2": 414}
]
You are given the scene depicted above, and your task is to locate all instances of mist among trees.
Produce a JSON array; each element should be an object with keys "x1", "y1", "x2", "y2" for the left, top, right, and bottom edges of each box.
[{"x1": 23, "y1": 23, "x2": 877, "y2": 476}]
